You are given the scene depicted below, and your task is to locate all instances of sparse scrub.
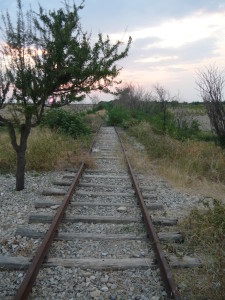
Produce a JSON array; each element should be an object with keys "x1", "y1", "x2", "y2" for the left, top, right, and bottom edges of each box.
[
  {"x1": 129, "y1": 122, "x2": 225, "y2": 184},
  {"x1": 0, "y1": 127, "x2": 93, "y2": 173},
  {"x1": 83, "y1": 110, "x2": 105, "y2": 131},
  {"x1": 176, "y1": 200, "x2": 225, "y2": 299},
  {"x1": 110, "y1": 84, "x2": 208, "y2": 141},
  {"x1": 0, "y1": 132, "x2": 16, "y2": 172},
  {"x1": 197, "y1": 65, "x2": 225, "y2": 148}
]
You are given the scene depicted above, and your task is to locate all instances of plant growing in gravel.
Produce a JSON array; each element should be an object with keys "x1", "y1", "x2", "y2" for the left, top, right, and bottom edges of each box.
[
  {"x1": 0, "y1": 0, "x2": 131, "y2": 190},
  {"x1": 177, "y1": 200, "x2": 225, "y2": 299}
]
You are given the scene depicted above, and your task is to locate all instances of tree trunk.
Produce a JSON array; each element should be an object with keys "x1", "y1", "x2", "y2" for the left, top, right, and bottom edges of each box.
[
  {"x1": 163, "y1": 110, "x2": 166, "y2": 133},
  {"x1": 7, "y1": 116, "x2": 32, "y2": 191},
  {"x1": 16, "y1": 150, "x2": 26, "y2": 191}
]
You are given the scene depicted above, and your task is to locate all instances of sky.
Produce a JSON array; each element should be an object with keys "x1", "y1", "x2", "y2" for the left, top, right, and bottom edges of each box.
[{"x1": 0, "y1": 0, "x2": 225, "y2": 103}]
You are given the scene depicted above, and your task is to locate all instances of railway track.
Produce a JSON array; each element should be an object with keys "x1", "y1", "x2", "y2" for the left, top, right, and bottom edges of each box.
[{"x1": 0, "y1": 126, "x2": 201, "y2": 299}]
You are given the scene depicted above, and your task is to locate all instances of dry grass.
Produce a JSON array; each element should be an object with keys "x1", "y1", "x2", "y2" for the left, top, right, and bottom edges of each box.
[
  {"x1": 0, "y1": 127, "x2": 95, "y2": 173},
  {"x1": 83, "y1": 110, "x2": 105, "y2": 131},
  {"x1": 120, "y1": 123, "x2": 225, "y2": 299},
  {"x1": 175, "y1": 200, "x2": 225, "y2": 299},
  {"x1": 128, "y1": 121, "x2": 225, "y2": 201}
]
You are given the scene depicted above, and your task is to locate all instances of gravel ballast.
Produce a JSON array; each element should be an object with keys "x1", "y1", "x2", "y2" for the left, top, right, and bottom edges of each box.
[{"x1": 0, "y1": 127, "x2": 205, "y2": 299}]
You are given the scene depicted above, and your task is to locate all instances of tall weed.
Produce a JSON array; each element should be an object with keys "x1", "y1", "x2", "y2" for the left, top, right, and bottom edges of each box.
[
  {"x1": 178, "y1": 200, "x2": 225, "y2": 299},
  {"x1": 0, "y1": 127, "x2": 92, "y2": 173},
  {"x1": 129, "y1": 122, "x2": 225, "y2": 183}
]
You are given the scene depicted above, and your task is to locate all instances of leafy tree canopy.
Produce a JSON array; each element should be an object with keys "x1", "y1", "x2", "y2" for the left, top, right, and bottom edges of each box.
[{"x1": 0, "y1": 0, "x2": 131, "y2": 190}]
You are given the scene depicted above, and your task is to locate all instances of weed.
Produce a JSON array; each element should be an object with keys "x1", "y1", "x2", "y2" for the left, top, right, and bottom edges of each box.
[
  {"x1": 0, "y1": 127, "x2": 93, "y2": 173},
  {"x1": 177, "y1": 200, "x2": 225, "y2": 299},
  {"x1": 129, "y1": 122, "x2": 225, "y2": 184},
  {"x1": 119, "y1": 226, "x2": 132, "y2": 233}
]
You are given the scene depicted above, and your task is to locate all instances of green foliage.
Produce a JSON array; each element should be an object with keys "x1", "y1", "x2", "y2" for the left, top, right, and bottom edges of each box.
[
  {"x1": 107, "y1": 105, "x2": 132, "y2": 126},
  {"x1": 0, "y1": 0, "x2": 131, "y2": 190},
  {"x1": 41, "y1": 109, "x2": 91, "y2": 138},
  {"x1": 106, "y1": 99, "x2": 211, "y2": 142}
]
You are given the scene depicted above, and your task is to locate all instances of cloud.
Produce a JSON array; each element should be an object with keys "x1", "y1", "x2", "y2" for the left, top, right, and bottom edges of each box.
[
  {"x1": 135, "y1": 55, "x2": 179, "y2": 63},
  {"x1": 110, "y1": 10, "x2": 225, "y2": 49}
]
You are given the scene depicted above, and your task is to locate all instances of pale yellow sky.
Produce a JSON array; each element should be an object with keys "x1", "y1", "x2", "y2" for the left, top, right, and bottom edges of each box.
[{"x1": 108, "y1": 10, "x2": 225, "y2": 102}]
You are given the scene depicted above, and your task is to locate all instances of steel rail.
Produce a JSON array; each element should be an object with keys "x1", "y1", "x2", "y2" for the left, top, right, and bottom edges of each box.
[
  {"x1": 15, "y1": 126, "x2": 101, "y2": 300},
  {"x1": 115, "y1": 127, "x2": 181, "y2": 300}
]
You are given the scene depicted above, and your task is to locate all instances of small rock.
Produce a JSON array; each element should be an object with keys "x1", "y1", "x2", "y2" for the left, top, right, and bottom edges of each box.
[
  {"x1": 90, "y1": 275, "x2": 96, "y2": 281},
  {"x1": 51, "y1": 205, "x2": 60, "y2": 209},
  {"x1": 90, "y1": 290, "x2": 101, "y2": 298},
  {"x1": 101, "y1": 286, "x2": 109, "y2": 292},
  {"x1": 108, "y1": 278, "x2": 114, "y2": 284},
  {"x1": 117, "y1": 207, "x2": 127, "y2": 212},
  {"x1": 162, "y1": 291, "x2": 167, "y2": 297}
]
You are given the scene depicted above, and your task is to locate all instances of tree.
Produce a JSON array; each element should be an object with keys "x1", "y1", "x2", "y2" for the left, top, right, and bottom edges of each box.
[
  {"x1": 0, "y1": 0, "x2": 131, "y2": 190},
  {"x1": 153, "y1": 84, "x2": 170, "y2": 133},
  {"x1": 115, "y1": 83, "x2": 152, "y2": 110},
  {"x1": 196, "y1": 65, "x2": 225, "y2": 147}
]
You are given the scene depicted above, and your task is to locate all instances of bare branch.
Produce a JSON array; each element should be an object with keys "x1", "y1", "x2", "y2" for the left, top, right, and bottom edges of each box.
[{"x1": 196, "y1": 65, "x2": 225, "y2": 147}]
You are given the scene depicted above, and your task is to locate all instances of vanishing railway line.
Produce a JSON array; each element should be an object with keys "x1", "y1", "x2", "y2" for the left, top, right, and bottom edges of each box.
[{"x1": 0, "y1": 126, "x2": 200, "y2": 299}]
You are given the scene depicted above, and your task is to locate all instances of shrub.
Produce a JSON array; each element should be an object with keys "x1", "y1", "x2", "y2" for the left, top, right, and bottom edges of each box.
[
  {"x1": 107, "y1": 105, "x2": 132, "y2": 126},
  {"x1": 41, "y1": 109, "x2": 91, "y2": 138}
]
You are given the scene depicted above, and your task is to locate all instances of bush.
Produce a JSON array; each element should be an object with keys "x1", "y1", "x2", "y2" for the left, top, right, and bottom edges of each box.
[
  {"x1": 41, "y1": 109, "x2": 91, "y2": 138},
  {"x1": 107, "y1": 105, "x2": 132, "y2": 126}
]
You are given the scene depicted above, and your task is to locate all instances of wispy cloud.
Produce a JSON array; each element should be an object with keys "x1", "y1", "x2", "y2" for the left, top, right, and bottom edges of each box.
[
  {"x1": 135, "y1": 55, "x2": 179, "y2": 63},
  {"x1": 111, "y1": 10, "x2": 225, "y2": 49}
]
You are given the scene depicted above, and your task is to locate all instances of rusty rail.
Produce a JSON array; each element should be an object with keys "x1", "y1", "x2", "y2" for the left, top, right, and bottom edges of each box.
[
  {"x1": 115, "y1": 127, "x2": 181, "y2": 300},
  {"x1": 15, "y1": 127, "x2": 101, "y2": 300}
]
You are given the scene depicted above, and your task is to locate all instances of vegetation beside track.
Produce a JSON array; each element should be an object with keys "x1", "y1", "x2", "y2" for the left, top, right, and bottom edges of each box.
[
  {"x1": 92, "y1": 94, "x2": 225, "y2": 299},
  {"x1": 92, "y1": 99, "x2": 225, "y2": 187},
  {"x1": 175, "y1": 200, "x2": 225, "y2": 299},
  {"x1": 0, "y1": 109, "x2": 104, "y2": 173},
  {"x1": 119, "y1": 127, "x2": 225, "y2": 299}
]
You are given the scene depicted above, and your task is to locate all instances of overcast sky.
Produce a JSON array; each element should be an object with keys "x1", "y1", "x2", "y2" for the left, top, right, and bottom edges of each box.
[{"x1": 1, "y1": 0, "x2": 225, "y2": 102}]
